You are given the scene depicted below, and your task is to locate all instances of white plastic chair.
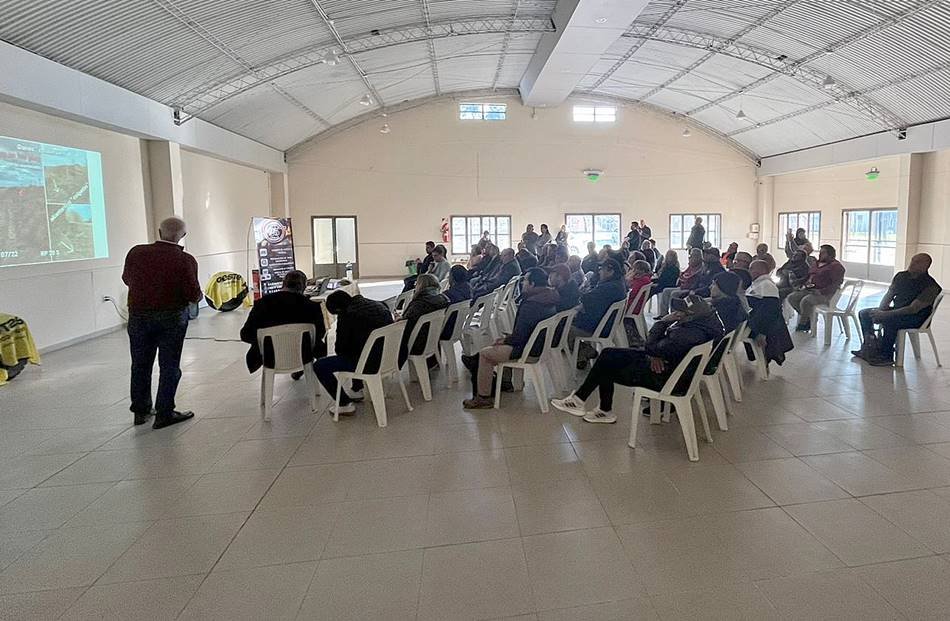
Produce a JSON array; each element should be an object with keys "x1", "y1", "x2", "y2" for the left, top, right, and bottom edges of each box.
[
  {"x1": 896, "y1": 292, "x2": 944, "y2": 368},
  {"x1": 737, "y1": 322, "x2": 770, "y2": 380},
  {"x1": 494, "y1": 314, "x2": 558, "y2": 414},
  {"x1": 439, "y1": 301, "x2": 471, "y2": 387},
  {"x1": 257, "y1": 324, "x2": 320, "y2": 421},
  {"x1": 699, "y1": 334, "x2": 735, "y2": 432},
  {"x1": 572, "y1": 299, "x2": 626, "y2": 372},
  {"x1": 405, "y1": 308, "x2": 447, "y2": 401},
  {"x1": 491, "y1": 278, "x2": 519, "y2": 337},
  {"x1": 617, "y1": 284, "x2": 653, "y2": 347},
  {"x1": 392, "y1": 290, "x2": 413, "y2": 316},
  {"x1": 333, "y1": 322, "x2": 412, "y2": 427},
  {"x1": 546, "y1": 309, "x2": 578, "y2": 395},
  {"x1": 628, "y1": 341, "x2": 713, "y2": 462},
  {"x1": 812, "y1": 279, "x2": 863, "y2": 346},
  {"x1": 721, "y1": 321, "x2": 746, "y2": 403},
  {"x1": 461, "y1": 291, "x2": 497, "y2": 355}
]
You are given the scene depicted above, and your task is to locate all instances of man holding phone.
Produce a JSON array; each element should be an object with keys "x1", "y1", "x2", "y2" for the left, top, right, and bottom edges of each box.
[{"x1": 786, "y1": 244, "x2": 846, "y2": 332}]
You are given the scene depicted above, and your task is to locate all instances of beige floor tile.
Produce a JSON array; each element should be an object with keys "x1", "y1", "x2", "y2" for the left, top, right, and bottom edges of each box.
[
  {"x1": 860, "y1": 490, "x2": 950, "y2": 553},
  {"x1": 344, "y1": 456, "x2": 434, "y2": 500},
  {"x1": 524, "y1": 527, "x2": 642, "y2": 611},
  {"x1": 760, "y1": 423, "x2": 857, "y2": 455},
  {"x1": 801, "y1": 451, "x2": 919, "y2": 496},
  {"x1": 28, "y1": 426, "x2": 128, "y2": 455},
  {"x1": 539, "y1": 597, "x2": 658, "y2": 621},
  {"x1": 323, "y1": 495, "x2": 428, "y2": 557},
  {"x1": 178, "y1": 562, "x2": 316, "y2": 620},
  {"x1": 735, "y1": 458, "x2": 850, "y2": 505},
  {"x1": 207, "y1": 437, "x2": 304, "y2": 472},
  {"x1": 217, "y1": 504, "x2": 340, "y2": 569},
  {"x1": 870, "y1": 413, "x2": 950, "y2": 443},
  {"x1": 0, "y1": 530, "x2": 51, "y2": 572},
  {"x1": 496, "y1": 416, "x2": 571, "y2": 447},
  {"x1": 0, "y1": 453, "x2": 85, "y2": 489},
  {"x1": 854, "y1": 556, "x2": 950, "y2": 620},
  {"x1": 863, "y1": 445, "x2": 950, "y2": 488},
  {"x1": 512, "y1": 478, "x2": 609, "y2": 535},
  {"x1": 426, "y1": 487, "x2": 519, "y2": 545},
  {"x1": 779, "y1": 397, "x2": 860, "y2": 422},
  {"x1": 0, "y1": 588, "x2": 85, "y2": 620},
  {"x1": 710, "y1": 428, "x2": 795, "y2": 463},
  {"x1": 0, "y1": 482, "x2": 114, "y2": 531},
  {"x1": 60, "y1": 574, "x2": 202, "y2": 620},
  {"x1": 0, "y1": 490, "x2": 22, "y2": 510},
  {"x1": 756, "y1": 569, "x2": 901, "y2": 620},
  {"x1": 504, "y1": 443, "x2": 586, "y2": 485},
  {"x1": 159, "y1": 469, "x2": 279, "y2": 518},
  {"x1": 590, "y1": 471, "x2": 696, "y2": 526},
  {"x1": 429, "y1": 449, "x2": 510, "y2": 491},
  {"x1": 432, "y1": 421, "x2": 505, "y2": 454},
  {"x1": 664, "y1": 464, "x2": 775, "y2": 513},
  {"x1": 287, "y1": 432, "x2": 367, "y2": 466},
  {"x1": 0, "y1": 523, "x2": 148, "y2": 594},
  {"x1": 785, "y1": 499, "x2": 931, "y2": 566},
  {"x1": 811, "y1": 419, "x2": 912, "y2": 450},
  {"x1": 40, "y1": 445, "x2": 230, "y2": 487},
  {"x1": 299, "y1": 550, "x2": 422, "y2": 621},
  {"x1": 649, "y1": 583, "x2": 779, "y2": 621},
  {"x1": 418, "y1": 538, "x2": 534, "y2": 621},
  {"x1": 256, "y1": 464, "x2": 350, "y2": 510},
  {"x1": 66, "y1": 477, "x2": 199, "y2": 527},
  {"x1": 99, "y1": 513, "x2": 247, "y2": 583}
]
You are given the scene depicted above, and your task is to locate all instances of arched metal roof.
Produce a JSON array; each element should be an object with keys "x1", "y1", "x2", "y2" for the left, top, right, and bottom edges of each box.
[{"x1": 1, "y1": 0, "x2": 948, "y2": 157}]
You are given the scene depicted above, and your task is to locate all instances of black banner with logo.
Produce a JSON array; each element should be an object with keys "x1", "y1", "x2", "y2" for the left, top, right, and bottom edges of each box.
[{"x1": 253, "y1": 217, "x2": 296, "y2": 297}]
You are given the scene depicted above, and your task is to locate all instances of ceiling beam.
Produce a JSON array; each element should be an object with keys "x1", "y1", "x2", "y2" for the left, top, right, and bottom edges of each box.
[
  {"x1": 519, "y1": 0, "x2": 652, "y2": 107},
  {"x1": 173, "y1": 17, "x2": 554, "y2": 119},
  {"x1": 419, "y1": 0, "x2": 441, "y2": 96},
  {"x1": 490, "y1": 0, "x2": 523, "y2": 91}
]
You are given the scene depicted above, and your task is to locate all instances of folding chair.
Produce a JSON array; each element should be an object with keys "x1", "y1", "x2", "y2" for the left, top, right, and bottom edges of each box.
[
  {"x1": 405, "y1": 308, "x2": 447, "y2": 401},
  {"x1": 439, "y1": 301, "x2": 471, "y2": 387},
  {"x1": 494, "y1": 314, "x2": 558, "y2": 414},
  {"x1": 333, "y1": 322, "x2": 412, "y2": 427},
  {"x1": 896, "y1": 292, "x2": 944, "y2": 368},
  {"x1": 257, "y1": 324, "x2": 320, "y2": 421}
]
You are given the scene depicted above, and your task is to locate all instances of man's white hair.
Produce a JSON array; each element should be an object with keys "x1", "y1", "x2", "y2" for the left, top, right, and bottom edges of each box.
[{"x1": 159, "y1": 217, "x2": 187, "y2": 242}]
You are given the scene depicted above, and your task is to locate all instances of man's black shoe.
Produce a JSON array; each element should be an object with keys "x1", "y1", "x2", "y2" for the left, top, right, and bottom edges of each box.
[
  {"x1": 291, "y1": 371, "x2": 304, "y2": 381},
  {"x1": 794, "y1": 324, "x2": 811, "y2": 333},
  {"x1": 153, "y1": 410, "x2": 195, "y2": 430},
  {"x1": 133, "y1": 410, "x2": 154, "y2": 426}
]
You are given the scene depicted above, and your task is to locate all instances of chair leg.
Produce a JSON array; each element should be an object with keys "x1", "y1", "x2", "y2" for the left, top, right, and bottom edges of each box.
[
  {"x1": 852, "y1": 314, "x2": 863, "y2": 345},
  {"x1": 411, "y1": 358, "x2": 432, "y2": 401},
  {"x1": 259, "y1": 372, "x2": 266, "y2": 411},
  {"x1": 928, "y1": 331, "x2": 942, "y2": 367},
  {"x1": 694, "y1": 392, "x2": 713, "y2": 443},
  {"x1": 823, "y1": 313, "x2": 833, "y2": 347},
  {"x1": 910, "y1": 333, "x2": 922, "y2": 360},
  {"x1": 628, "y1": 392, "x2": 644, "y2": 449},
  {"x1": 530, "y1": 365, "x2": 548, "y2": 414},
  {"x1": 493, "y1": 365, "x2": 504, "y2": 410},
  {"x1": 333, "y1": 378, "x2": 344, "y2": 422},
  {"x1": 707, "y1": 375, "x2": 729, "y2": 431},
  {"x1": 841, "y1": 314, "x2": 851, "y2": 340},
  {"x1": 649, "y1": 398, "x2": 662, "y2": 425},
  {"x1": 304, "y1": 365, "x2": 319, "y2": 413},
  {"x1": 674, "y1": 399, "x2": 700, "y2": 462},
  {"x1": 396, "y1": 371, "x2": 413, "y2": 412},
  {"x1": 366, "y1": 377, "x2": 387, "y2": 427},
  {"x1": 723, "y1": 355, "x2": 742, "y2": 402},
  {"x1": 896, "y1": 331, "x2": 906, "y2": 368},
  {"x1": 262, "y1": 370, "x2": 275, "y2": 422}
]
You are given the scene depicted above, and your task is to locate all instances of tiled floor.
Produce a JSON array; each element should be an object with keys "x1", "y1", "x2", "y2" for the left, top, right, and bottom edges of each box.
[{"x1": 4, "y1": 285, "x2": 950, "y2": 619}]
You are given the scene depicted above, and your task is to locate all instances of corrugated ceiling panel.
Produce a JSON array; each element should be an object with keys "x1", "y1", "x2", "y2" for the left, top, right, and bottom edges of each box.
[
  {"x1": 321, "y1": 0, "x2": 423, "y2": 39},
  {"x1": 872, "y1": 68, "x2": 950, "y2": 125},
  {"x1": 203, "y1": 86, "x2": 323, "y2": 149},
  {"x1": 692, "y1": 105, "x2": 752, "y2": 136},
  {"x1": 741, "y1": 1, "x2": 885, "y2": 57},
  {"x1": 358, "y1": 42, "x2": 435, "y2": 104},
  {"x1": 274, "y1": 64, "x2": 368, "y2": 120},
  {"x1": 741, "y1": 75, "x2": 833, "y2": 120},
  {"x1": 647, "y1": 89, "x2": 708, "y2": 114},
  {"x1": 664, "y1": 0, "x2": 794, "y2": 40}
]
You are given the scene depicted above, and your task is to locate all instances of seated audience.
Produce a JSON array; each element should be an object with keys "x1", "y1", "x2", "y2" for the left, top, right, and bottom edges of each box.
[
  {"x1": 473, "y1": 247, "x2": 522, "y2": 298},
  {"x1": 784, "y1": 227, "x2": 813, "y2": 259},
  {"x1": 568, "y1": 255, "x2": 586, "y2": 287},
  {"x1": 516, "y1": 242, "x2": 539, "y2": 271},
  {"x1": 755, "y1": 243, "x2": 777, "y2": 273},
  {"x1": 721, "y1": 242, "x2": 739, "y2": 268},
  {"x1": 688, "y1": 247, "x2": 725, "y2": 297},
  {"x1": 239, "y1": 270, "x2": 327, "y2": 375},
  {"x1": 403, "y1": 241, "x2": 435, "y2": 292},
  {"x1": 314, "y1": 290, "x2": 393, "y2": 415},
  {"x1": 570, "y1": 258, "x2": 627, "y2": 361},
  {"x1": 552, "y1": 294, "x2": 723, "y2": 424},
  {"x1": 623, "y1": 260, "x2": 653, "y2": 345},
  {"x1": 709, "y1": 271, "x2": 748, "y2": 334},
  {"x1": 787, "y1": 244, "x2": 846, "y2": 332},
  {"x1": 853, "y1": 253, "x2": 941, "y2": 366},
  {"x1": 555, "y1": 225, "x2": 568, "y2": 245},
  {"x1": 467, "y1": 245, "x2": 484, "y2": 270},
  {"x1": 776, "y1": 250, "x2": 811, "y2": 299},
  {"x1": 639, "y1": 240, "x2": 657, "y2": 271},
  {"x1": 581, "y1": 241, "x2": 600, "y2": 275},
  {"x1": 538, "y1": 223, "x2": 552, "y2": 247},
  {"x1": 656, "y1": 248, "x2": 703, "y2": 316},
  {"x1": 746, "y1": 259, "x2": 794, "y2": 367},
  {"x1": 428, "y1": 244, "x2": 450, "y2": 282},
  {"x1": 398, "y1": 274, "x2": 449, "y2": 366},
  {"x1": 462, "y1": 268, "x2": 559, "y2": 408},
  {"x1": 443, "y1": 264, "x2": 473, "y2": 303},
  {"x1": 550, "y1": 264, "x2": 580, "y2": 312},
  {"x1": 731, "y1": 251, "x2": 754, "y2": 290},
  {"x1": 653, "y1": 249, "x2": 680, "y2": 295},
  {"x1": 470, "y1": 243, "x2": 500, "y2": 282}
]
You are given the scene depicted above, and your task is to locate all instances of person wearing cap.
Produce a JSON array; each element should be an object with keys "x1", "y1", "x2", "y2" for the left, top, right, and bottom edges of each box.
[
  {"x1": 746, "y1": 259, "x2": 793, "y2": 367},
  {"x1": 552, "y1": 294, "x2": 723, "y2": 424},
  {"x1": 570, "y1": 257, "x2": 627, "y2": 366},
  {"x1": 549, "y1": 264, "x2": 580, "y2": 312},
  {"x1": 709, "y1": 270, "x2": 748, "y2": 334},
  {"x1": 462, "y1": 268, "x2": 559, "y2": 409}
]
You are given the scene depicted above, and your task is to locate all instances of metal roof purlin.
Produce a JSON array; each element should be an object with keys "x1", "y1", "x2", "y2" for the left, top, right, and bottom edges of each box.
[
  {"x1": 491, "y1": 0, "x2": 524, "y2": 91},
  {"x1": 584, "y1": 0, "x2": 687, "y2": 93},
  {"x1": 306, "y1": 0, "x2": 386, "y2": 109},
  {"x1": 420, "y1": 0, "x2": 441, "y2": 96},
  {"x1": 638, "y1": 1, "x2": 795, "y2": 103},
  {"x1": 149, "y1": 0, "x2": 330, "y2": 127}
]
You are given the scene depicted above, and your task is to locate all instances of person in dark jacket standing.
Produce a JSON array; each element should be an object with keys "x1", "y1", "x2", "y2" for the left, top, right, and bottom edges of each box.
[
  {"x1": 122, "y1": 217, "x2": 202, "y2": 429},
  {"x1": 687, "y1": 216, "x2": 705, "y2": 249},
  {"x1": 398, "y1": 274, "x2": 449, "y2": 366},
  {"x1": 462, "y1": 268, "x2": 558, "y2": 409},
  {"x1": 314, "y1": 290, "x2": 393, "y2": 415},
  {"x1": 522, "y1": 224, "x2": 540, "y2": 255},
  {"x1": 553, "y1": 294, "x2": 723, "y2": 424},
  {"x1": 709, "y1": 271, "x2": 748, "y2": 334},
  {"x1": 240, "y1": 270, "x2": 327, "y2": 374}
]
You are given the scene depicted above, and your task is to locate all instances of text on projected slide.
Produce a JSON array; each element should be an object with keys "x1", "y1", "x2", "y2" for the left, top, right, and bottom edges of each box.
[{"x1": 0, "y1": 135, "x2": 108, "y2": 267}]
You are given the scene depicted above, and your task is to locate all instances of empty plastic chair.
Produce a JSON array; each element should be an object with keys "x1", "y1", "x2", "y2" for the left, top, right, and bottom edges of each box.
[
  {"x1": 439, "y1": 301, "x2": 471, "y2": 387},
  {"x1": 896, "y1": 292, "x2": 944, "y2": 368},
  {"x1": 257, "y1": 323, "x2": 320, "y2": 421},
  {"x1": 812, "y1": 279, "x2": 863, "y2": 346},
  {"x1": 333, "y1": 322, "x2": 412, "y2": 427},
  {"x1": 405, "y1": 308, "x2": 447, "y2": 401}
]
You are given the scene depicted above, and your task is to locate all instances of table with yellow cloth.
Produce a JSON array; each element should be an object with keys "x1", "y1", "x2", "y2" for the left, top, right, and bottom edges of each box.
[
  {"x1": 204, "y1": 271, "x2": 252, "y2": 311},
  {"x1": 0, "y1": 313, "x2": 40, "y2": 386}
]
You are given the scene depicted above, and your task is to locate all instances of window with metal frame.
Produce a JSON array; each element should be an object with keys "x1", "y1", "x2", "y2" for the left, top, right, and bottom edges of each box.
[
  {"x1": 572, "y1": 105, "x2": 616, "y2": 123},
  {"x1": 669, "y1": 213, "x2": 721, "y2": 249},
  {"x1": 564, "y1": 213, "x2": 622, "y2": 257},
  {"x1": 842, "y1": 209, "x2": 898, "y2": 266},
  {"x1": 451, "y1": 215, "x2": 512, "y2": 255},
  {"x1": 458, "y1": 102, "x2": 507, "y2": 121},
  {"x1": 778, "y1": 211, "x2": 821, "y2": 249}
]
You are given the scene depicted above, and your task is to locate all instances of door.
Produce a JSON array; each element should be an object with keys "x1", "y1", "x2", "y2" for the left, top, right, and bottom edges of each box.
[
  {"x1": 311, "y1": 216, "x2": 359, "y2": 279},
  {"x1": 841, "y1": 209, "x2": 897, "y2": 282}
]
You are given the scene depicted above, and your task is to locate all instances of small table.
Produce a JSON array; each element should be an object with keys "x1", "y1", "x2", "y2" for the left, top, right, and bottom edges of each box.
[{"x1": 0, "y1": 313, "x2": 40, "y2": 385}]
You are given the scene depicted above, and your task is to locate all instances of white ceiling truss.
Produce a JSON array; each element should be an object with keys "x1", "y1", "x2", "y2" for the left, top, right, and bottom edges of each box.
[{"x1": 1, "y1": 0, "x2": 948, "y2": 157}]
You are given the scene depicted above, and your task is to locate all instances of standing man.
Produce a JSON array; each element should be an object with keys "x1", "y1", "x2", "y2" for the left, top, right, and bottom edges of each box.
[
  {"x1": 687, "y1": 216, "x2": 705, "y2": 249},
  {"x1": 787, "y1": 244, "x2": 846, "y2": 332},
  {"x1": 122, "y1": 217, "x2": 202, "y2": 429},
  {"x1": 522, "y1": 224, "x2": 540, "y2": 255},
  {"x1": 625, "y1": 221, "x2": 641, "y2": 247}
]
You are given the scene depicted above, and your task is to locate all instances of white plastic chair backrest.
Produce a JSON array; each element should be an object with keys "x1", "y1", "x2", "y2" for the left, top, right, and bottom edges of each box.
[
  {"x1": 728, "y1": 321, "x2": 748, "y2": 353},
  {"x1": 442, "y1": 301, "x2": 471, "y2": 342},
  {"x1": 515, "y1": 313, "x2": 558, "y2": 364},
  {"x1": 467, "y1": 292, "x2": 495, "y2": 329},
  {"x1": 487, "y1": 286, "x2": 506, "y2": 320},
  {"x1": 825, "y1": 283, "x2": 845, "y2": 311},
  {"x1": 919, "y1": 292, "x2": 944, "y2": 330},
  {"x1": 354, "y1": 322, "x2": 407, "y2": 376},
  {"x1": 407, "y1": 308, "x2": 447, "y2": 357},
  {"x1": 549, "y1": 309, "x2": 577, "y2": 352},
  {"x1": 623, "y1": 283, "x2": 653, "y2": 319},
  {"x1": 658, "y1": 340, "x2": 713, "y2": 398},
  {"x1": 836, "y1": 279, "x2": 863, "y2": 313},
  {"x1": 594, "y1": 299, "x2": 626, "y2": 340},
  {"x1": 496, "y1": 280, "x2": 517, "y2": 312},
  {"x1": 257, "y1": 323, "x2": 316, "y2": 373},
  {"x1": 704, "y1": 331, "x2": 733, "y2": 375},
  {"x1": 439, "y1": 279, "x2": 450, "y2": 293},
  {"x1": 394, "y1": 291, "x2": 413, "y2": 314}
]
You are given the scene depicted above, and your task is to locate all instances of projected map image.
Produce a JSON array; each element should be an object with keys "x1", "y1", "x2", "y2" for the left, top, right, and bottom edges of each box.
[{"x1": 0, "y1": 136, "x2": 107, "y2": 267}]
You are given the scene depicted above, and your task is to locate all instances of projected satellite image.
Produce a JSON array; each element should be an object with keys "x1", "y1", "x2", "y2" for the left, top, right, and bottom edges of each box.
[{"x1": 0, "y1": 136, "x2": 105, "y2": 267}]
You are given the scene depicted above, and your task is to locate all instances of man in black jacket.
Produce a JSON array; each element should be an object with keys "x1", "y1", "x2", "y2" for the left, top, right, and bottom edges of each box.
[
  {"x1": 516, "y1": 242, "x2": 539, "y2": 271},
  {"x1": 472, "y1": 248, "x2": 522, "y2": 298},
  {"x1": 314, "y1": 290, "x2": 393, "y2": 415},
  {"x1": 398, "y1": 274, "x2": 449, "y2": 366},
  {"x1": 462, "y1": 268, "x2": 559, "y2": 409},
  {"x1": 570, "y1": 258, "x2": 626, "y2": 366},
  {"x1": 240, "y1": 270, "x2": 327, "y2": 375},
  {"x1": 402, "y1": 241, "x2": 436, "y2": 292},
  {"x1": 553, "y1": 294, "x2": 723, "y2": 424}
]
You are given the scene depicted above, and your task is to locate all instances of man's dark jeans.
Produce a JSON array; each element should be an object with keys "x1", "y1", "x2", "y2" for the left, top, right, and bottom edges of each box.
[
  {"x1": 128, "y1": 309, "x2": 189, "y2": 415},
  {"x1": 858, "y1": 308, "x2": 925, "y2": 359}
]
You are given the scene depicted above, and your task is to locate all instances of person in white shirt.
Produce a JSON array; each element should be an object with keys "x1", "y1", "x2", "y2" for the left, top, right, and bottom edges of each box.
[{"x1": 427, "y1": 244, "x2": 451, "y2": 282}]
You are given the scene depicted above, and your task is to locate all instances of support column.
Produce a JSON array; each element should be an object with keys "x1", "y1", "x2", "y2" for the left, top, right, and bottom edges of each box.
[
  {"x1": 144, "y1": 140, "x2": 184, "y2": 242},
  {"x1": 896, "y1": 153, "x2": 922, "y2": 271},
  {"x1": 756, "y1": 176, "x2": 775, "y2": 252},
  {"x1": 268, "y1": 172, "x2": 289, "y2": 217}
]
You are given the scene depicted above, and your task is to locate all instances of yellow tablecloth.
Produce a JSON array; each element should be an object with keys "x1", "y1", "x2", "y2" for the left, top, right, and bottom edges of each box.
[
  {"x1": 204, "y1": 272, "x2": 252, "y2": 310},
  {"x1": 0, "y1": 313, "x2": 40, "y2": 385}
]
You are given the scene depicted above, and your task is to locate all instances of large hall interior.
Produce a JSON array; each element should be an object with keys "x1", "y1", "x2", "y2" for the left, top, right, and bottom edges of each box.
[{"x1": 3, "y1": 0, "x2": 950, "y2": 619}]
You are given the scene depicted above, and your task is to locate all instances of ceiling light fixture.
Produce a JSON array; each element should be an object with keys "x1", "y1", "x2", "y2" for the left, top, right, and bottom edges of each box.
[
  {"x1": 594, "y1": 17, "x2": 608, "y2": 23},
  {"x1": 379, "y1": 123, "x2": 391, "y2": 134},
  {"x1": 736, "y1": 108, "x2": 747, "y2": 120},
  {"x1": 822, "y1": 75, "x2": 836, "y2": 89},
  {"x1": 359, "y1": 94, "x2": 372, "y2": 106},
  {"x1": 682, "y1": 127, "x2": 691, "y2": 138}
]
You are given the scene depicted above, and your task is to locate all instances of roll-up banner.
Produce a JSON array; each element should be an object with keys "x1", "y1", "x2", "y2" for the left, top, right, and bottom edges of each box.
[{"x1": 252, "y1": 217, "x2": 296, "y2": 298}]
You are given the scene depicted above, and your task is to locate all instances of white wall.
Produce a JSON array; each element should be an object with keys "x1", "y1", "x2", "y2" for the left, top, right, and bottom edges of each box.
[
  {"x1": 915, "y1": 150, "x2": 950, "y2": 284},
  {"x1": 287, "y1": 96, "x2": 759, "y2": 277},
  {"x1": 0, "y1": 101, "x2": 150, "y2": 350}
]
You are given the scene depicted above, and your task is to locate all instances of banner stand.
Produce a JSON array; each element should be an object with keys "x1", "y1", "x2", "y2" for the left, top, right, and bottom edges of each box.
[{"x1": 248, "y1": 217, "x2": 296, "y2": 302}]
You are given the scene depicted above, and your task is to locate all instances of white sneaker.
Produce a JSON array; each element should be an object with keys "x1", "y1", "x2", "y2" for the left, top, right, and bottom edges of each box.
[
  {"x1": 583, "y1": 409, "x2": 617, "y2": 424},
  {"x1": 345, "y1": 388, "x2": 365, "y2": 402},
  {"x1": 335, "y1": 403, "x2": 356, "y2": 416},
  {"x1": 551, "y1": 394, "x2": 587, "y2": 417}
]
